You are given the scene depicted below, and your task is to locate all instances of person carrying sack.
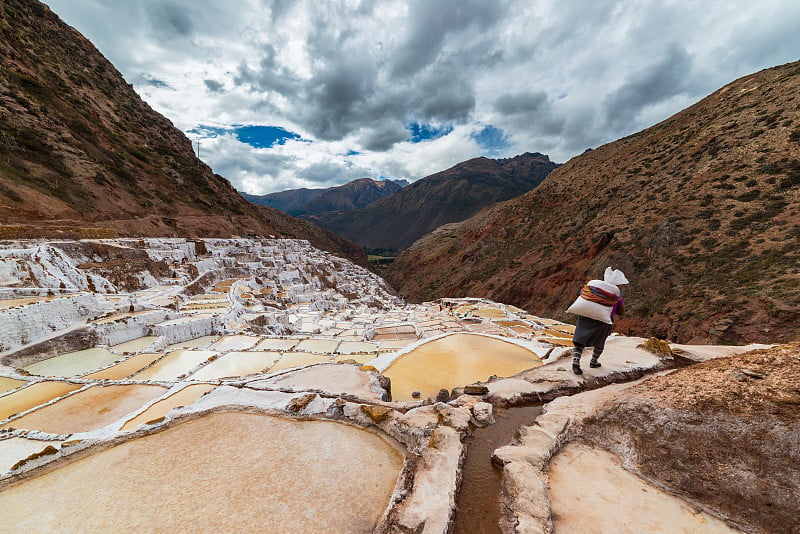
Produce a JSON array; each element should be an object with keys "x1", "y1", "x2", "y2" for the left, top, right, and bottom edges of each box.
[{"x1": 565, "y1": 267, "x2": 628, "y2": 374}]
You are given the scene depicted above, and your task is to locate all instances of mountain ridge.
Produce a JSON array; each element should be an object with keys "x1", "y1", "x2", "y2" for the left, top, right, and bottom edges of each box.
[
  {"x1": 0, "y1": 0, "x2": 365, "y2": 264},
  {"x1": 386, "y1": 61, "x2": 800, "y2": 344},
  {"x1": 305, "y1": 152, "x2": 559, "y2": 251},
  {"x1": 242, "y1": 177, "x2": 408, "y2": 216}
]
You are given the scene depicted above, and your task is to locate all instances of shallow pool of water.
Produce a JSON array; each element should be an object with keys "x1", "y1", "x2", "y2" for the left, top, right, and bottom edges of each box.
[
  {"x1": 188, "y1": 352, "x2": 280, "y2": 380},
  {"x1": 253, "y1": 338, "x2": 298, "y2": 351},
  {"x1": 110, "y1": 337, "x2": 159, "y2": 353},
  {"x1": 337, "y1": 341, "x2": 378, "y2": 354},
  {"x1": 0, "y1": 382, "x2": 82, "y2": 422},
  {"x1": 549, "y1": 443, "x2": 740, "y2": 533},
  {"x1": 267, "y1": 352, "x2": 332, "y2": 373},
  {"x1": 384, "y1": 334, "x2": 542, "y2": 401},
  {"x1": 208, "y1": 335, "x2": 260, "y2": 352},
  {"x1": 294, "y1": 339, "x2": 339, "y2": 354},
  {"x1": 120, "y1": 384, "x2": 216, "y2": 430},
  {"x1": 453, "y1": 405, "x2": 543, "y2": 534},
  {"x1": 1, "y1": 384, "x2": 167, "y2": 434},
  {"x1": 131, "y1": 350, "x2": 217, "y2": 381},
  {"x1": 0, "y1": 412, "x2": 404, "y2": 532},
  {"x1": 0, "y1": 377, "x2": 28, "y2": 395},
  {"x1": 164, "y1": 336, "x2": 218, "y2": 350},
  {"x1": 0, "y1": 438, "x2": 62, "y2": 473},
  {"x1": 23, "y1": 348, "x2": 119, "y2": 378},
  {"x1": 82, "y1": 353, "x2": 163, "y2": 381}
]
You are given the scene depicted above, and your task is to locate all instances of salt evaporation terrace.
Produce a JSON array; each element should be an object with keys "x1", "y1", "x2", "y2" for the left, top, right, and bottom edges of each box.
[{"x1": 0, "y1": 238, "x2": 767, "y2": 532}]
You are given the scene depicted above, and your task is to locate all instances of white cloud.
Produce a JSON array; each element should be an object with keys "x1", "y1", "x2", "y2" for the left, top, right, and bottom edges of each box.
[{"x1": 44, "y1": 0, "x2": 800, "y2": 193}]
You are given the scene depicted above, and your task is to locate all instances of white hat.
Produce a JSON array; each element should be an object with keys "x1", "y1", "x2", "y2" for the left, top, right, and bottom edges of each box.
[{"x1": 604, "y1": 267, "x2": 629, "y2": 285}]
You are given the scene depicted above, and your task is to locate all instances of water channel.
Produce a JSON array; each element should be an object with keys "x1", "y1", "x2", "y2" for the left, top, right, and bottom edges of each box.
[{"x1": 452, "y1": 404, "x2": 543, "y2": 533}]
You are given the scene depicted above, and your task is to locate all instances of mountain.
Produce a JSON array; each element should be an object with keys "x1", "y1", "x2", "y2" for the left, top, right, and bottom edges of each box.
[
  {"x1": 385, "y1": 61, "x2": 800, "y2": 344},
  {"x1": 242, "y1": 177, "x2": 408, "y2": 216},
  {"x1": 0, "y1": 0, "x2": 364, "y2": 264},
  {"x1": 241, "y1": 188, "x2": 332, "y2": 215},
  {"x1": 304, "y1": 153, "x2": 559, "y2": 251}
]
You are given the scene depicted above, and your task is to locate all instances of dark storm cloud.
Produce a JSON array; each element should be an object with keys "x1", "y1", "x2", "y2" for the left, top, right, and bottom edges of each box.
[
  {"x1": 391, "y1": 0, "x2": 507, "y2": 79},
  {"x1": 494, "y1": 91, "x2": 548, "y2": 116},
  {"x1": 204, "y1": 79, "x2": 224, "y2": 92},
  {"x1": 359, "y1": 123, "x2": 409, "y2": 152},
  {"x1": 234, "y1": 45, "x2": 299, "y2": 97},
  {"x1": 146, "y1": 1, "x2": 195, "y2": 37},
  {"x1": 602, "y1": 44, "x2": 694, "y2": 131}
]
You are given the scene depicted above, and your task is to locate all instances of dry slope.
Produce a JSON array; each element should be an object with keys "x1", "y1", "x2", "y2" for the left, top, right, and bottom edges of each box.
[
  {"x1": 0, "y1": 0, "x2": 364, "y2": 264},
  {"x1": 386, "y1": 61, "x2": 800, "y2": 344}
]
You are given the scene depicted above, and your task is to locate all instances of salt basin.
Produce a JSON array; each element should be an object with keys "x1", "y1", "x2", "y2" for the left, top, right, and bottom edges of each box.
[
  {"x1": 0, "y1": 382, "x2": 81, "y2": 421},
  {"x1": 23, "y1": 348, "x2": 118, "y2": 377},
  {"x1": 384, "y1": 333, "x2": 542, "y2": 401},
  {"x1": 120, "y1": 384, "x2": 216, "y2": 431},
  {"x1": 0, "y1": 438, "x2": 63, "y2": 473},
  {"x1": 0, "y1": 413, "x2": 405, "y2": 532},
  {"x1": 188, "y1": 351, "x2": 280, "y2": 380},
  {"x1": 548, "y1": 443, "x2": 740, "y2": 533},
  {"x1": 1, "y1": 385, "x2": 166, "y2": 434}
]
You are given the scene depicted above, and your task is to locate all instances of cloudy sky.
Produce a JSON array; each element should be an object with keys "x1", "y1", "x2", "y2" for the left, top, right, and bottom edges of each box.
[{"x1": 44, "y1": 0, "x2": 800, "y2": 195}]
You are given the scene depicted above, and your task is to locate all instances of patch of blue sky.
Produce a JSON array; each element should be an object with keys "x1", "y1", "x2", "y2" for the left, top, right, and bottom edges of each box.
[
  {"x1": 187, "y1": 125, "x2": 301, "y2": 149},
  {"x1": 407, "y1": 122, "x2": 453, "y2": 143},
  {"x1": 471, "y1": 125, "x2": 510, "y2": 155},
  {"x1": 345, "y1": 150, "x2": 361, "y2": 156}
]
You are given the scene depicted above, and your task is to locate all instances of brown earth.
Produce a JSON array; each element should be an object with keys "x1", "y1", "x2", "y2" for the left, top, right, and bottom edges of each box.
[
  {"x1": 0, "y1": 0, "x2": 365, "y2": 266},
  {"x1": 576, "y1": 344, "x2": 800, "y2": 533},
  {"x1": 386, "y1": 61, "x2": 800, "y2": 344}
]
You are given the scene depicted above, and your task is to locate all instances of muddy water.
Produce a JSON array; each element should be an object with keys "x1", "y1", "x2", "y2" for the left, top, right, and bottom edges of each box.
[
  {"x1": 453, "y1": 405, "x2": 543, "y2": 534},
  {"x1": 0, "y1": 413, "x2": 404, "y2": 532},
  {"x1": 384, "y1": 334, "x2": 543, "y2": 401}
]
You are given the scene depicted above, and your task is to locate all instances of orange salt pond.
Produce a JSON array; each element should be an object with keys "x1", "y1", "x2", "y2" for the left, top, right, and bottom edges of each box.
[
  {"x1": 23, "y1": 348, "x2": 119, "y2": 377},
  {"x1": 383, "y1": 334, "x2": 542, "y2": 401},
  {"x1": 82, "y1": 353, "x2": 163, "y2": 380},
  {"x1": 120, "y1": 383, "x2": 216, "y2": 430},
  {"x1": 188, "y1": 352, "x2": 280, "y2": 380},
  {"x1": 0, "y1": 382, "x2": 81, "y2": 422},
  {"x1": 0, "y1": 413, "x2": 403, "y2": 532},
  {"x1": 130, "y1": 350, "x2": 216, "y2": 381},
  {"x1": 0, "y1": 377, "x2": 28, "y2": 395},
  {"x1": 1, "y1": 385, "x2": 166, "y2": 434}
]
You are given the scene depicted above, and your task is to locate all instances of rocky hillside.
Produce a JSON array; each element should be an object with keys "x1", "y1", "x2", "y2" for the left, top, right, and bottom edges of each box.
[
  {"x1": 386, "y1": 61, "x2": 800, "y2": 344},
  {"x1": 305, "y1": 152, "x2": 559, "y2": 251},
  {"x1": 0, "y1": 0, "x2": 364, "y2": 265},
  {"x1": 243, "y1": 177, "x2": 407, "y2": 216}
]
